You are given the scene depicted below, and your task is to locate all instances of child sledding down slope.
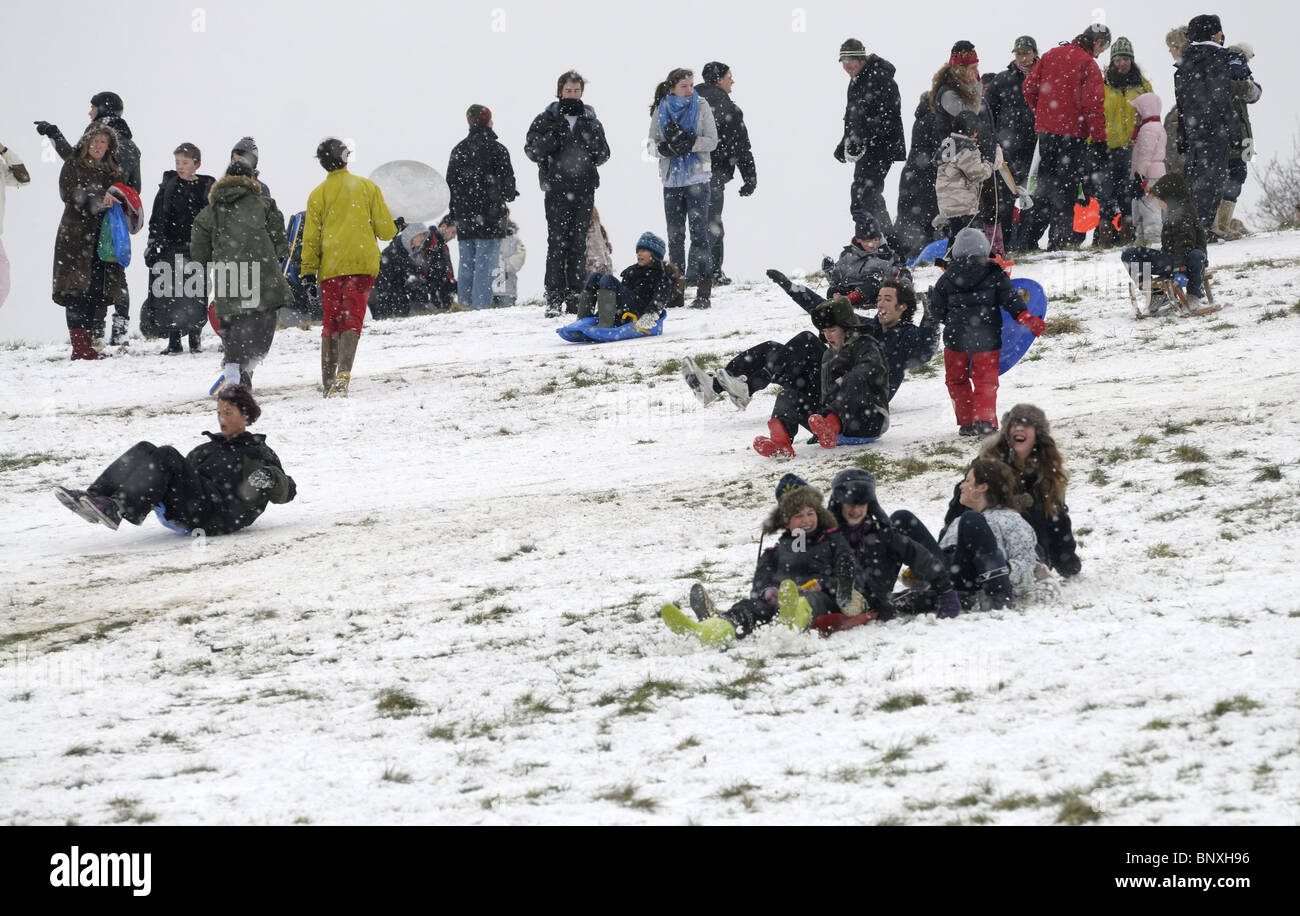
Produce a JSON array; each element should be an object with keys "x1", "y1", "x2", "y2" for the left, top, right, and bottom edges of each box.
[{"x1": 662, "y1": 476, "x2": 855, "y2": 644}]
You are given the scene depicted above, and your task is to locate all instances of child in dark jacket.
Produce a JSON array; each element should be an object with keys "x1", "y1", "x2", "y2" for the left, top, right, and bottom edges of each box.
[
  {"x1": 576, "y1": 231, "x2": 672, "y2": 332},
  {"x1": 928, "y1": 228, "x2": 1043, "y2": 437},
  {"x1": 144, "y1": 142, "x2": 215, "y2": 353},
  {"x1": 370, "y1": 218, "x2": 458, "y2": 317},
  {"x1": 1120, "y1": 172, "x2": 1209, "y2": 315},
  {"x1": 662, "y1": 476, "x2": 855, "y2": 643}
]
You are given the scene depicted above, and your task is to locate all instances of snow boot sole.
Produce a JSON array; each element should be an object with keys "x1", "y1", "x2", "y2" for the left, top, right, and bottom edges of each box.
[
  {"x1": 689, "y1": 583, "x2": 717, "y2": 621},
  {"x1": 777, "y1": 579, "x2": 812, "y2": 631},
  {"x1": 661, "y1": 604, "x2": 735, "y2": 645}
]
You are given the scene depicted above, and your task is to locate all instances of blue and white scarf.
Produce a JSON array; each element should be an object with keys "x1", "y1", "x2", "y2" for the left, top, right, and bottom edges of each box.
[{"x1": 658, "y1": 93, "x2": 705, "y2": 187}]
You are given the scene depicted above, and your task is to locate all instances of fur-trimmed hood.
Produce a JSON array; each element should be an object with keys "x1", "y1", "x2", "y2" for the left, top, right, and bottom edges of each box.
[
  {"x1": 209, "y1": 173, "x2": 263, "y2": 205},
  {"x1": 763, "y1": 484, "x2": 838, "y2": 535}
]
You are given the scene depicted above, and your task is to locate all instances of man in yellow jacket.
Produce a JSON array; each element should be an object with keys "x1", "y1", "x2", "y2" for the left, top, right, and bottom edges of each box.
[{"x1": 301, "y1": 137, "x2": 397, "y2": 397}]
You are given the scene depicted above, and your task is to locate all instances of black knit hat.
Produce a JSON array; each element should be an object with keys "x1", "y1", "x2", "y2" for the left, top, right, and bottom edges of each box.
[
  {"x1": 217, "y1": 384, "x2": 261, "y2": 423},
  {"x1": 1187, "y1": 14, "x2": 1223, "y2": 43},
  {"x1": 812, "y1": 296, "x2": 861, "y2": 331},
  {"x1": 853, "y1": 212, "x2": 881, "y2": 240},
  {"x1": 316, "y1": 137, "x2": 349, "y2": 171},
  {"x1": 90, "y1": 91, "x2": 123, "y2": 117},
  {"x1": 702, "y1": 61, "x2": 730, "y2": 84}
]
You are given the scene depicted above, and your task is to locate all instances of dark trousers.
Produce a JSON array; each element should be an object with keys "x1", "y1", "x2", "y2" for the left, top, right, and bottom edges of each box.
[
  {"x1": 891, "y1": 509, "x2": 1003, "y2": 593},
  {"x1": 583, "y1": 271, "x2": 641, "y2": 317},
  {"x1": 1184, "y1": 135, "x2": 1230, "y2": 232},
  {"x1": 689, "y1": 180, "x2": 726, "y2": 279},
  {"x1": 1035, "y1": 134, "x2": 1089, "y2": 248},
  {"x1": 663, "y1": 183, "x2": 711, "y2": 277},
  {"x1": 544, "y1": 188, "x2": 594, "y2": 306},
  {"x1": 88, "y1": 442, "x2": 209, "y2": 527},
  {"x1": 1098, "y1": 146, "x2": 1134, "y2": 220},
  {"x1": 726, "y1": 329, "x2": 825, "y2": 410},
  {"x1": 851, "y1": 158, "x2": 894, "y2": 236},
  {"x1": 221, "y1": 308, "x2": 278, "y2": 370},
  {"x1": 64, "y1": 259, "x2": 108, "y2": 332},
  {"x1": 1223, "y1": 156, "x2": 1247, "y2": 204},
  {"x1": 1121, "y1": 247, "x2": 1208, "y2": 298}
]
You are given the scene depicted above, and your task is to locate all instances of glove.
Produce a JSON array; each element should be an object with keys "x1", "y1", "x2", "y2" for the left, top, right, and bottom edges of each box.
[
  {"x1": 300, "y1": 274, "x2": 319, "y2": 303},
  {"x1": 1016, "y1": 311, "x2": 1046, "y2": 337},
  {"x1": 936, "y1": 590, "x2": 963, "y2": 619},
  {"x1": 1016, "y1": 190, "x2": 1035, "y2": 211},
  {"x1": 738, "y1": 181, "x2": 756, "y2": 197},
  {"x1": 667, "y1": 131, "x2": 696, "y2": 156},
  {"x1": 1241, "y1": 137, "x2": 1256, "y2": 161},
  {"x1": 236, "y1": 467, "x2": 277, "y2": 502},
  {"x1": 833, "y1": 140, "x2": 847, "y2": 163},
  {"x1": 34, "y1": 120, "x2": 57, "y2": 137},
  {"x1": 656, "y1": 140, "x2": 673, "y2": 157},
  {"x1": 661, "y1": 121, "x2": 683, "y2": 142},
  {"x1": 393, "y1": 216, "x2": 406, "y2": 232},
  {"x1": 762, "y1": 586, "x2": 779, "y2": 606}
]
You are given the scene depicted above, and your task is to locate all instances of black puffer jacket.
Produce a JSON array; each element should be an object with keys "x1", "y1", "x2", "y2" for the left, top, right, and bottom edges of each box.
[
  {"x1": 820, "y1": 330, "x2": 891, "y2": 437},
  {"x1": 1175, "y1": 42, "x2": 1240, "y2": 152},
  {"x1": 895, "y1": 94, "x2": 941, "y2": 255},
  {"x1": 752, "y1": 523, "x2": 853, "y2": 597},
  {"x1": 695, "y1": 82, "x2": 757, "y2": 187},
  {"x1": 146, "y1": 171, "x2": 216, "y2": 263},
  {"x1": 1149, "y1": 173, "x2": 1206, "y2": 268},
  {"x1": 446, "y1": 125, "x2": 519, "y2": 239},
  {"x1": 928, "y1": 258, "x2": 1026, "y2": 353},
  {"x1": 987, "y1": 62, "x2": 1037, "y2": 170},
  {"x1": 618, "y1": 259, "x2": 672, "y2": 316},
  {"x1": 523, "y1": 101, "x2": 610, "y2": 195},
  {"x1": 879, "y1": 318, "x2": 939, "y2": 400},
  {"x1": 838, "y1": 55, "x2": 906, "y2": 163},
  {"x1": 174, "y1": 432, "x2": 296, "y2": 535}
]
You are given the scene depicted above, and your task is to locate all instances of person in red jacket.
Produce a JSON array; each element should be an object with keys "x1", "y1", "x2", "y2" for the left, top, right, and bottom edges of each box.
[{"x1": 1022, "y1": 23, "x2": 1111, "y2": 249}]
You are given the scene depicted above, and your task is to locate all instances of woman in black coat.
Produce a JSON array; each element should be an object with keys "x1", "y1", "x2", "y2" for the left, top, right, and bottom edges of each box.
[{"x1": 56, "y1": 385, "x2": 295, "y2": 535}]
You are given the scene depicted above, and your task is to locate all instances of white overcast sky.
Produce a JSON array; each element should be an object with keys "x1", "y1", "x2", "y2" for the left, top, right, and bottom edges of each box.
[{"x1": 2, "y1": 0, "x2": 1293, "y2": 342}]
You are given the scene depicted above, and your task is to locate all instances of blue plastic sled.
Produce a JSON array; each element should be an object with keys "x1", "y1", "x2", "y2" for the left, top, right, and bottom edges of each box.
[
  {"x1": 907, "y1": 238, "x2": 948, "y2": 267},
  {"x1": 835, "y1": 435, "x2": 882, "y2": 447},
  {"x1": 108, "y1": 203, "x2": 133, "y2": 266},
  {"x1": 1000, "y1": 278, "x2": 1048, "y2": 375},
  {"x1": 556, "y1": 312, "x2": 665, "y2": 343},
  {"x1": 152, "y1": 502, "x2": 191, "y2": 534}
]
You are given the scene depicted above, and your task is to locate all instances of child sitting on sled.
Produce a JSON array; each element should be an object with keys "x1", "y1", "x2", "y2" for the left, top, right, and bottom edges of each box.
[
  {"x1": 662, "y1": 475, "x2": 856, "y2": 643},
  {"x1": 1119, "y1": 173, "x2": 1209, "y2": 316},
  {"x1": 574, "y1": 231, "x2": 673, "y2": 333}
]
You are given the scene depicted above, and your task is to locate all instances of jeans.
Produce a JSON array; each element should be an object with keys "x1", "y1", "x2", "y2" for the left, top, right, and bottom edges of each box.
[
  {"x1": 688, "y1": 181, "x2": 726, "y2": 279},
  {"x1": 662, "y1": 183, "x2": 711, "y2": 278},
  {"x1": 1035, "y1": 133, "x2": 1089, "y2": 249},
  {"x1": 457, "y1": 238, "x2": 502, "y2": 309},
  {"x1": 1121, "y1": 247, "x2": 1208, "y2": 298}
]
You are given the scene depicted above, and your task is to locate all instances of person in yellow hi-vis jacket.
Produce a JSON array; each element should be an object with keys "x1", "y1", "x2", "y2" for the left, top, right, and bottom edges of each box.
[{"x1": 300, "y1": 137, "x2": 397, "y2": 398}]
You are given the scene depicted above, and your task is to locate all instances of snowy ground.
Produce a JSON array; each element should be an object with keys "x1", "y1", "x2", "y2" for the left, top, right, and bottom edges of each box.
[{"x1": 2, "y1": 234, "x2": 1299, "y2": 826}]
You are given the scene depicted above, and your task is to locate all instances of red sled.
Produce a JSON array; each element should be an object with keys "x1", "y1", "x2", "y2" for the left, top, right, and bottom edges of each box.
[{"x1": 811, "y1": 610, "x2": 878, "y2": 635}]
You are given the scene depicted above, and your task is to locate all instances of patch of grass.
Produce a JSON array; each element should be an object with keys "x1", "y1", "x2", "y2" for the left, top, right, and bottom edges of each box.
[
  {"x1": 851, "y1": 451, "x2": 893, "y2": 479},
  {"x1": 596, "y1": 678, "x2": 685, "y2": 716},
  {"x1": 1133, "y1": 433, "x2": 1159, "y2": 447},
  {"x1": 1055, "y1": 794, "x2": 1102, "y2": 824},
  {"x1": 465, "y1": 604, "x2": 515, "y2": 625},
  {"x1": 676, "y1": 735, "x2": 701, "y2": 750},
  {"x1": 0, "y1": 451, "x2": 62, "y2": 472},
  {"x1": 950, "y1": 689, "x2": 973, "y2": 703},
  {"x1": 1171, "y1": 444, "x2": 1209, "y2": 463},
  {"x1": 1175, "y1": 468, "x2": 1210, "y2": 487},
  {"x1": 107, "y1": 796, "x2": 156, "y2": 824},
  {"x1": 709, "y1": 658, "x2": 769, "y2": 701},
  {"x1": 64, "y1": 744, "x2": 96, "y2": 757},
  {"x1": 1160, "y1": 421, "x2": 1192, "y2": 436},
  {"x1": 567, "y1": 367, "x2": 619, "y2": 389},
  {"x1": 717, "y1": 781, "x2": 759, "y2": 800},
  {"x1": 1207, "y1": 695, "x2": 1262, "y2": 718},
  {"x1": 1088, "y1": 468, "x2": 1110, "y2": 486},
  {"x1": 880, "y1": 742, "x2": 911, "y2": 764},
  {"x1": 991, "y1": 792, "x2": 1041, "y2": 811},
  {"x1": 593, "y1": 783, "x2": 659, "y2": 811},
  {"x1": 381, "y1": 765, "x2": 412, "y2": 784},
  {"x1": 1147, "y1": 543, "x2": 1177, "y2": 558},
  {"x1": 1142, "y1": 719, "x2": 1173, "y2": 731},
  {"x1": 376, "y1": 687, "x2": 422, "y2": 718},
  {"x1": 498, "y1": 388, "x2": 519, "y2": 401},
  {"x1": 73, "y1": 619, "x2": 134, "y2": 644},
  {"x1": 876, "y1": 693, "x2": 927, "y2": 713},
  {"x1": 1044, "y1": 315, "x2": 1084, "y2": 335},
  {"x1": 514, "y1": 691, "x2": 562, "y2": 718},
  {"x1": 496, "y1": 543, "x2": 537, "y2": 562},
  {"x1": 1253, "y1": 465, "x2": 1283, "y2": 482},
  {"x1": 425, "y1": 725, "x2": 456, "y2": 741}
]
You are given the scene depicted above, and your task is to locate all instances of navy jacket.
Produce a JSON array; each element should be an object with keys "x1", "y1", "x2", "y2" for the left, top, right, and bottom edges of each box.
[{"x1": 928, "y1": 258, "x2": 1026, "y2": 353}]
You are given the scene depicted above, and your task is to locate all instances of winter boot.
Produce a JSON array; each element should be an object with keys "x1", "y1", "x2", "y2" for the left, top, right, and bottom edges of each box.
[
  {"x1": 689, "y1": 583, "x2": 717, "y2": 621},
  {"x1": 690, "y1": 276, "x2": 712, "y2": 309},
  {"x1": 765, "y1": 268, "x2": 793, "y2": 293},
  {"x1": 161, "y1": 331, "x2": 183, "y2": 355},
  {"x1": 753, "y1": 417, "x2": 795, "y2": 459},
  {"x1": 958, "y1": 423, "x2": 979, "y2": 437},
  {"x1": 55, "y1": 486, "x2": 102, "y2": 525},
  {"x1": 681, "y1": 356, "x2": 721, "y2": 407},
  {"x1": 713, "y1": 270, "x2": 732, "y2": 286},
  {"x1": 321, "y1": 336, "x2": 339, "y2": 396},
  {"x1": 110, "y1": 314, "x2": 129, "y2": 347},
  {"x1": 69, "y1": 328, "x2": 100, "y2": 360},
  {"x1": 595, "y1": 289, "x2": 618, "y2": 328},
  {"x1": 777, "y1": 579, "x2": 813, "y2": 631},
  {"x1": 973, "y1": 420, "x2": 998, "y2": 437},
  {"x1": 714, "y1": 368, "x2": 751, "y2": 410},
  {"x1": 808, "y1": 412, "x2": 842, "y2": 449},
  {"x1": 188, "y1": 329, "x2": 203, "y2": 353},
  {"x1": 80, "y1": 493, "x2": 123, "y2": 531},
  {"x1": 661, "y1": 603, "x2": 736, "y2": 645},
  {"x1": 327, "y1": 330, "x2": 359, "y2": 398},
  {"x1": 974, "y1": 549, "x2": 1014, "y2": 610},
  {"x1": 574, "y1": 290, "x2": 596, "y2": 321},
  {"x1": 1213, "y1": 201, "x2": 1242, "y2": 240},
  {"x1": 544, "y1": 299, "x2": 563, "y2": 319}
]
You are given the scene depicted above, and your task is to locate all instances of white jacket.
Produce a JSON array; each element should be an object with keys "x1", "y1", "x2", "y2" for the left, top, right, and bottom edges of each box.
[
  {"x1": 648, "y1": 97, "x2": 718, "y2": 186},
  {"x1": 0, "y1": 148, "x2": 32, "y2": 236},
  {"x1": 492, "y1": 228, "x2": 526, "y2": 298}
]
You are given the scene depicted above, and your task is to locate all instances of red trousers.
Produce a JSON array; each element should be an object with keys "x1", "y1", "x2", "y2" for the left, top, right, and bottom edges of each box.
[
  {"x1": 321, "y1": 275, "x2": 375, "y2": 337},
  {"x1": 944, "y1": 349, "x2": 1000, "y2": 426}
]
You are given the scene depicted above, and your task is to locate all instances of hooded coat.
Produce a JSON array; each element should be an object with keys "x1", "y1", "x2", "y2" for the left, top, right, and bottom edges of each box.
[
  {"x1": 173, "y1": 431, "x2": 296, "y2": 534},
  {"x1": 752, "y1": 521, "x2": 852, "y2": 599},
  {"x1": 51, "y1": 129, "x2": 125, "y2": 306},
  {"x1": 1128, "y1": 93, "x2": 1166, "y2": 183},
  {"x1": 818, "y1": 326, "x2": 891, "y2": 437},
  {"x1": 189, "y1": 175, "x2": 293, "y2": 318},
  {"x1": 928, "y1": 252, "x2": 1027, "y2": 353},
  {"x1": 1022, "y1": 38, "x2": 1107, "y2": 141},
  {"x1": 695, "y1": 81, "x2": 757, "y2": 187},
  {"x1": 987, "y1": 61, "x2": 1038, "y2": 169},
  {"x1": 1148, "y1": 173, "x2": 1206, "y2": 268},
  {"x1": 1175, "y1": 42, "x2": 1240, "y2": 152},
  {"x1": 936, "y1": 133, "x2": 1000, "y2": 218},
  {"x1": 895, "y1": 94, "x2": 941, "y2": 254},
  {"x1": 447, "y1": 125, "x2": 519, "y2": 239},
  {"x1": 301, "y1": 167, "x2": 398, "y2": 278},
  {"x1": 524, "y1": 101, "x2": 610, "y2": 195}
]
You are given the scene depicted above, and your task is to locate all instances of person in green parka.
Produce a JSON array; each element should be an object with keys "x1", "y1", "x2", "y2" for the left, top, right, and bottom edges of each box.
[{"x1": 190, "y1": 159, "x2": 292, "y2": 391}]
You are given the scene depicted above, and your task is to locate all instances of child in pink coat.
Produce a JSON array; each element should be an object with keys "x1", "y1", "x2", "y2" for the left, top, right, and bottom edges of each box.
[{"x1": 1128, "y1": 93, "x2": 1167, "y2": 246}]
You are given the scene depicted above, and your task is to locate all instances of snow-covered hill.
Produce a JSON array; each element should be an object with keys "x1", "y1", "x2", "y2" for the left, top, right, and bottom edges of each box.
[{"x1": 2, "y1": 234, "x2": 1298, "y2": 825}]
